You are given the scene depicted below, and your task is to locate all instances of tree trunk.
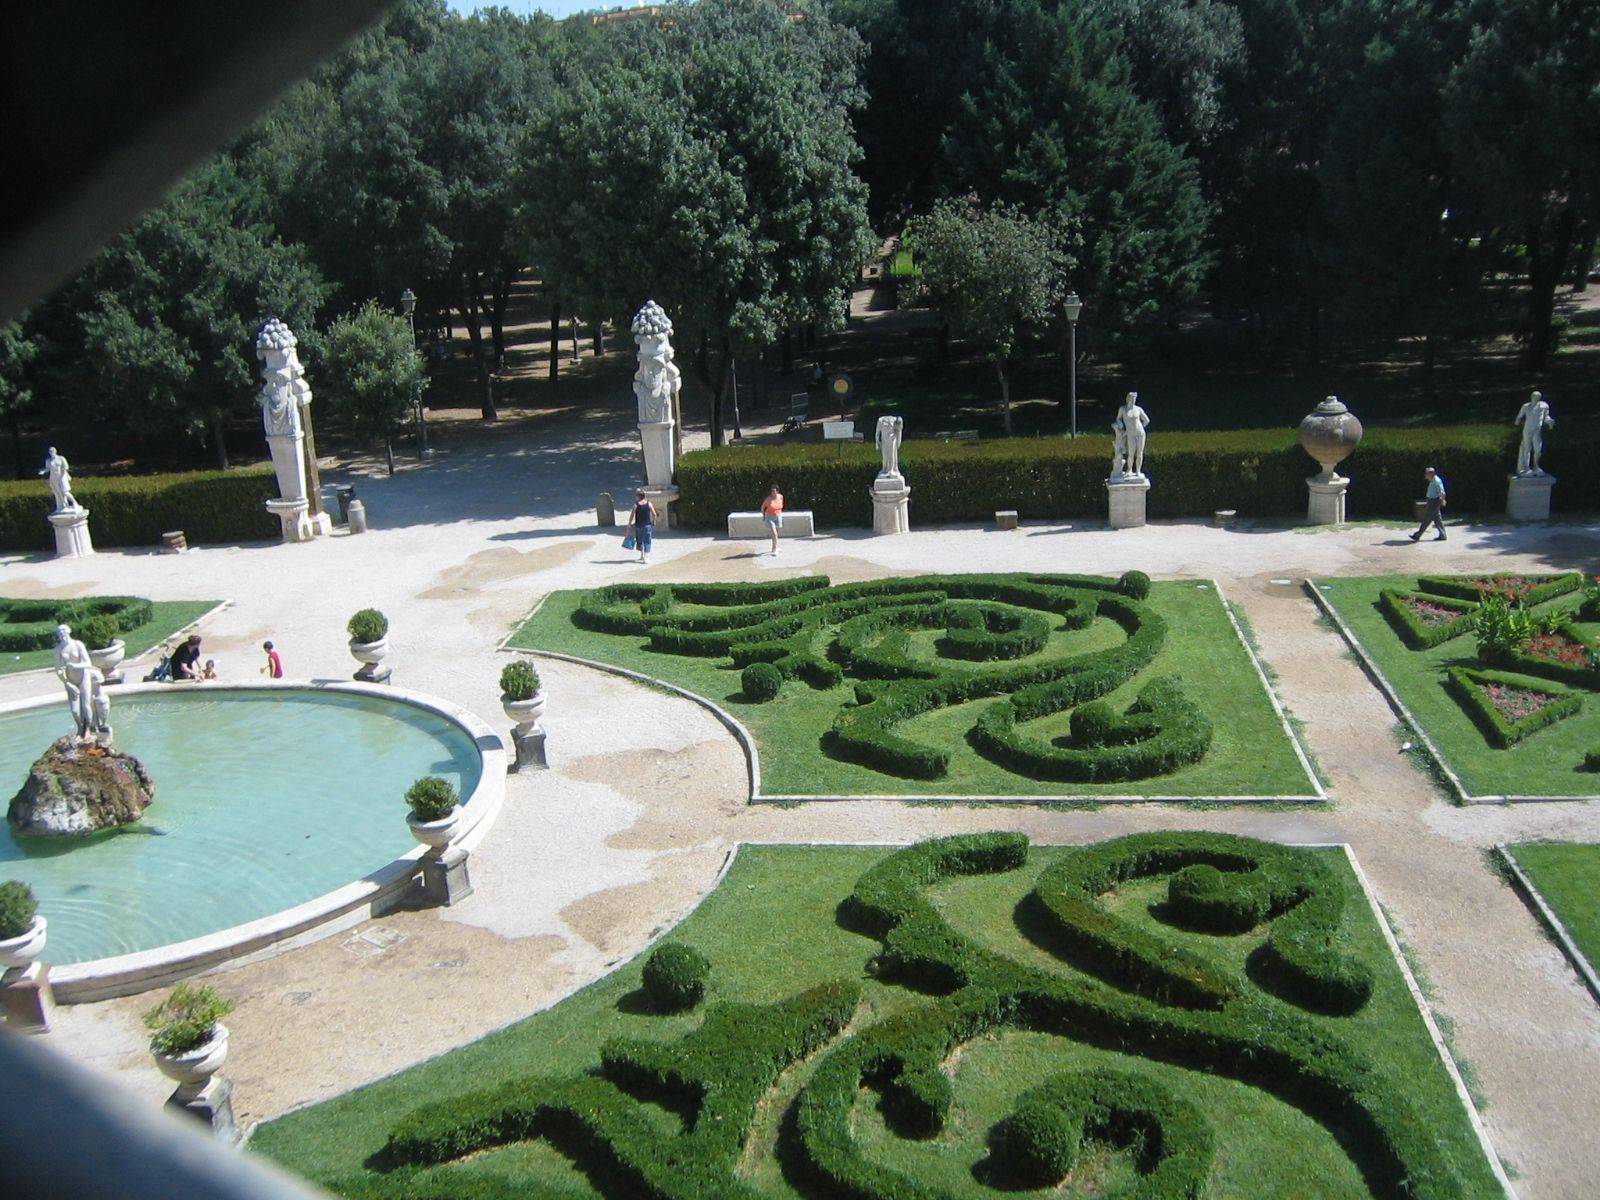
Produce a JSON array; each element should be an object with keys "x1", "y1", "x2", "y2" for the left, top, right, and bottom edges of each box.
[
  {"x1": 457, "y1": 284, "x2": 497, "y2": 421},
  {"x1": 995, "y1": 358, "x2": 1013, "y2": 436},
  {"x1": 549, "y1": 304, "x2": 560, "y2": 381},
  {"x1": 490, "y1": 275, "x2": 512, "y2": 366},
  {"x1": 781, "y1": 329, "x2": 793, "y2": 375},
  {"x1": 591, "y1": 321, "x2": 604, "y2": 357},
  {"x1": 694, "y1": 335, "x2": 733, "y2": 448},
  {"x1": 1525, "y1": 209, "x2": 1579, "y2": 370},
  {"x1": 207, "y1": 411, "x2": 229, "y2": 470},
  {"x1": 1571, "y1": 223, "x2": 1596, "y2": 291},
  {"x1": 570, "y1": 314, "x2": 580, "y2": 363},
  {"x1": 385, "y1": 437, "x2": 394, "y2": 477},
  {"x1": 9, "y1": 413, "x2": 24, "y2": 480}
]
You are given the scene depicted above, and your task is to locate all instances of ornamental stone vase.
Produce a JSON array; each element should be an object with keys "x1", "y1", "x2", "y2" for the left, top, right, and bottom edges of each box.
[
  {"x1": 1297, "y1": 396, "x2": 1364, "y2": 484},
  {"x1": 407, "y1": 806, "x2": 462, "y2": 852},
  {"x1": 501, "y1": 692, "x2": 545, "y2": 731},
  {"x1": 89, "y1": 639, "x2": 126, "y2": 685},
  {"x1": 349, "y1": 635, "x2": 392, "y2": 684},
  {"x1": 0, "y1": 915, "x2": 47, "y2": 974},
  {"x1": 152, "y1": 1024, "x2": 230, "y2": 1101}
]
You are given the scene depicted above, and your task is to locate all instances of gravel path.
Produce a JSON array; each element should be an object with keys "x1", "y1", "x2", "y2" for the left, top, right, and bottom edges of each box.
[{"x1": 4, "y1": 401, "x2": 1598, "y2": 1195}]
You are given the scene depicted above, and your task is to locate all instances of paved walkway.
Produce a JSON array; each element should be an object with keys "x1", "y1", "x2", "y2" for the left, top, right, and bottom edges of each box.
[{"x1": 4, "y1": 400, "x2": 1599, "y2": 1196}]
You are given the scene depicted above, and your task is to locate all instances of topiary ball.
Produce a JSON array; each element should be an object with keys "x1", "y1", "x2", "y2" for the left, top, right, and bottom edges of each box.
[
  {"x1": 741, "y1": 661, "x2": 782, "y2": 702},
  {"x1": 1167, "y1": 863, "x2": 1266, "y2": 933},
  {"x1": 1116, "y1": 570, "x2": 1152, "y2": 600},
  {"x1": 1000, "y1": 1095, "x2": 1083, "y2": 1186},
  {"x1": 1070, "y1": 701, "x2": 1116, "y2": 747},
  {"x1": 1585, "y1": 748, "x2": 1600, "y2": 773},
  {"x1": 642, "y1": 942, "x2": 710, "y2": 1011}
]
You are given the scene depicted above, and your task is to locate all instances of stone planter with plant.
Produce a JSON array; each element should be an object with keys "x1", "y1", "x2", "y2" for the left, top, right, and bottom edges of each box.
[
  {"x1": 144, "y1": 983, "x2": 233, "y2": 1100},
  {"x1": 348, "y1": 608, "x2": 392, "y2": 682},
  {"x1": 500, "y1": 659, "x2": 545, "y2": 729},
  {"x1": 0, "y1": 881, "x2": 46, "y2": 975},
  {"x1": 405, "y1": 775, "x2": 461, "y2": 851},
  {"x1": 81, "y1": 615, "x2": 127, "y2": 684}
]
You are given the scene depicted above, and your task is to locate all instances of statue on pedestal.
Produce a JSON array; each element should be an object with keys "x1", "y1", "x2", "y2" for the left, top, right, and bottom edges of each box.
[
  {"x1": 256, "y1": 319, "x2": 307, "y2": 440},
  {"x1": 38, "y1": 448, "x2": 80, "y2": 512},
  {"x1": 1514, "y1": 390, "x2": 1553, "y2": 476},
  {"x1": 1110, "y1": 392, "x2": 1150, "y2": 480},
  {"x1": 631, "y1": 301, "x2": 681, "y2": 491},
  {"x1": 875, "y1": 415, "x2": 904, "y2": 481},
  {"x1": 53, "y1": 625, "x2": 111, "y2": 746}
]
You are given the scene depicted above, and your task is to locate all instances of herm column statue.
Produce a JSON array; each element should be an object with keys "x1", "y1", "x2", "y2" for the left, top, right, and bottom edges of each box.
[
  {"x1": 631, "y1": 300, "x2": 683, "y2": 524},
  {"x1": 255, "y1": 318, "x2": 320, "y2": 542}
]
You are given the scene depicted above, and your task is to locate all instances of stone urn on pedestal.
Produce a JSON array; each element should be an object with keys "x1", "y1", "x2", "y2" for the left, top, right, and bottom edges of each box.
[
  {"x1": 0, "y1": 881, "x2": 53, "y2": 1031},
  {"x1": 1298, "y1": 396, "x2": 1363, "y2": 525},
  {"x1": 500, "y1": 659, "x2": 548, "y2": 771},
  {"x1": 347, "y1": 609, "x2": 392, "y2": 684},
  {"x1": 144, "y1": 984, "x2": 238, "y2": 1143},
  {"x1": 405, "y1": 776, "x2": 472, "y2": 906}
]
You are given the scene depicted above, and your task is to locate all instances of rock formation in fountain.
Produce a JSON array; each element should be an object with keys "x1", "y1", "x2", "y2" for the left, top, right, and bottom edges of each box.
[{"x1": 7, "y1": 736, "x2": 156, "y2": 837}]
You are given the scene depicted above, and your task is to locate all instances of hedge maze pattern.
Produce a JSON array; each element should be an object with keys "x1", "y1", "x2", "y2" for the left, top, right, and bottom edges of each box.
[
  {"x1": 368, "y1": 833, "x2": 1482, "y2": 1200},
  {"x1": 571, "y1": 573, "x2": 1212, "y2": 784},
  {"x1": 1377, "y1": 572, "x2": 1591, "y2": 749},
  {"x1": 0, "y1": 595, "x2": 154, "y2": 652}
]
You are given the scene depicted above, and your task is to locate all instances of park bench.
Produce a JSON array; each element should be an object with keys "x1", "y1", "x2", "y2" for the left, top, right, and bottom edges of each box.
[
  {"x1": 727, "y1": 511, "x2": 816, "y2": 539},
  {"x1": 929, "y1": 428, "x2": 979, "y2": 442}
]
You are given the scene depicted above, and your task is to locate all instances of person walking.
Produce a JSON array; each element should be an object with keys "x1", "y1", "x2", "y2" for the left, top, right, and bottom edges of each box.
[
  {"x1": 761, "y1": 483, "x2": 785, "y2": 556},
  {"x1": 1410, "y1": 467, "x2": 1447, "y2": 542},
  {"x1": 262, "y1": 641, "x2": 283, "y2": 678},
  {"x1": 628, "y1": 489, "x2": 657, "y2": 564}
]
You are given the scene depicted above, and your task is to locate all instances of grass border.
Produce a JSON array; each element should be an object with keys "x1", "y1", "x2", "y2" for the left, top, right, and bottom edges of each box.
[
  {"x1": 1305, "y1": 579, "x2": 1600, "y2": 804},
  {"x1": 0, "y1": 598, "x2": 232, "y2": 680},
  {"x1": 1493, "y1": 844, "x2": 1600, "y2": 1008},
  {"x1": 502, "y1": 579, "x2": 1323, "y2": 805}
]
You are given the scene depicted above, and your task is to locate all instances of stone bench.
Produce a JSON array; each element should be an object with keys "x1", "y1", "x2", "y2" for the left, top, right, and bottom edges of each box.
[{"x1": 727, "y1": 511, "x2": 815, "y2": 539}]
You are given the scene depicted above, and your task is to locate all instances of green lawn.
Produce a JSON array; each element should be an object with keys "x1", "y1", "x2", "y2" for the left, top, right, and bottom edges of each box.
[
  {"x1": 1507, "y1": 841, "x2": 1600, "y2": 972},
  {"x1": 1315, "y1": 575, "x2": 1597, "y2": 798},
  {"x1": 508, "y1": 577, "x2": 1314, "y2": 800},
  {"x1": 0, "y1": 600, "x2": 221, "y2": 677},
  {"x1": 251, "y1": 839, "x2": 1501, "y2": 1200}
]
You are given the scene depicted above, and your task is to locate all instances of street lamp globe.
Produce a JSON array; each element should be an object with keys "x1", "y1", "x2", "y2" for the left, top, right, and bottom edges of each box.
[
  {"x1": 400, "y1": 288, "x2": 417, "y2": 318},
  {"x1": 1064, "y1": 291, "x2": 1083, "y2": 325}
]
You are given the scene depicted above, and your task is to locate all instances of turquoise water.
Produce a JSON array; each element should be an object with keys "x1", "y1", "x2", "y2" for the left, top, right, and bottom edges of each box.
[{"x1": 0, "y1": 689, "x2": 482, "y2": 965}]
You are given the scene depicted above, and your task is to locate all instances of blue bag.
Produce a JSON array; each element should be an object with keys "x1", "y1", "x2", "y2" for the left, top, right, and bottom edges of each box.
[{"x1": 622, "y1": 533, "x2": 636, "y2": 551}]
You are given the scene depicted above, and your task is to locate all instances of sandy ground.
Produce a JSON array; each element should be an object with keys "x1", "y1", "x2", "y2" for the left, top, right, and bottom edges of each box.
[{"x1": 4, "y1": 392, "x2": 1600, "y2": 1196}]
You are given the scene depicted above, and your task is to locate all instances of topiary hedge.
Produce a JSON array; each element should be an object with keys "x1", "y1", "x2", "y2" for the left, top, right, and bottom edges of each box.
[
  {"x1": 1445, "y1": 666, "x2": 1582, "y2": 748},
  {"x1": 1378, "y1": 588, "x2": 1479, "y2": 650},
  {"x1": 641, "y1": 942, "x2": 711, "y2": 1010},
  {"x1": 676, "y1": 423, "x2": 1552, "y2": 529},
  {"x1": 0, "y1": 468, "x2": 278, "y2": 551},
  {"x1": 740, "y1": 661, "x2": 782, "y2": 702},
  {"x1": 1417, "y1": 571, "x2": 1582, "y2": 606},
  {"x1": 0, "y1": 595, "x2": 155, "y2": 652}
]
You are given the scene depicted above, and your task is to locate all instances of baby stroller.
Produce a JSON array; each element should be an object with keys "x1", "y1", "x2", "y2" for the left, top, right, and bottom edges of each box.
[{"x1": 142, "y1": 650, "x2": 173, "y2": 682}]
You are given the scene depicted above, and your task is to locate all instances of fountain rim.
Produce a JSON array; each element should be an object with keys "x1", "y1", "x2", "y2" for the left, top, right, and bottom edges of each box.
[{"x1": 0, "y1": 679, "x2": 506, "y2": 1002}]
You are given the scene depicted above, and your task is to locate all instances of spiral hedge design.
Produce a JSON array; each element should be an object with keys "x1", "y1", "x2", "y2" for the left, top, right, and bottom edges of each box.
[
  {"x1": 570, "y1": 572, "x2": 1211, "y2": 784},
  {"x1": 369, "y1": 833, "x2": 1481, "y2": 1200}
]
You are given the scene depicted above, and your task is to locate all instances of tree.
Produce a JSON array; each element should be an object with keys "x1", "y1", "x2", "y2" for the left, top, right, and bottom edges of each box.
[
  {"x1": 908, "y1": 200, "x2": 1066, "y2": 434},
  {"x1": 1444, "y1": 0, "x2": 1600, "y2": 369},
  {"x1": 0, "y1": 317, "x2": 40, "y2": 478},
  {"x1": 520, "y1": 0, "x2": 875, "y2": 446},
  {"x1": 320, "y1": 301, "x2": 426, "y2": 476},
  {"x1": 941, "y1": 1, "x2": 1212, "y2": 342},
  {"x1": 65, "y1": 159, "x2": 326, "y2": 468}
]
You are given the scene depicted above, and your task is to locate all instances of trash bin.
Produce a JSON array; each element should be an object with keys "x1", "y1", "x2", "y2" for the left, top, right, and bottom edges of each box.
[
  {"x1": 597, "y1": 492, "x2": 615, "y2": 527},
  {"x1": 337, "y1": 485, "x2": 357, "y2": 525}
]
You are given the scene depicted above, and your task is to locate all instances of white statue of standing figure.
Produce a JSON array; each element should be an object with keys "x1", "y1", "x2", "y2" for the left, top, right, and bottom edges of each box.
[
  {"x1": 255, "y1": 318, "x2": 316, "y2": 541},
  {"x1": 875, "y1": 415, "x2": 904, "y2": 480},
  {"x1": 54, "y1": 624, "x2": 111, "y2": 745},
  {"x1": 1514, "y1": 390, "x2": 1553, "y2": 476},
  {"x1": 39, "y1": 447, "x2": 79, "y2": 512},
  {"x1": 631, "y1": 300, "x2": 681, "y2": 488},
  {"x1": 1111, "y1": 392, "x2": 1151, "y2": 479}
]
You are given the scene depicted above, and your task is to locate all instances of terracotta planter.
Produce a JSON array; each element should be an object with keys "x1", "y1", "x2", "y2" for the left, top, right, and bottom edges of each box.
[
  {"x1": 407, "y1": 806, "x2": 462, "y2": 851},
  {"x1": 0, "y1": 915, "x2": 46, "y2": 973},
  {"x1": 152, "y1": 1024, "x2": 229, "y2": 1100},
  {"x1": 501, "y1": 691, "x2": 546, "y2": 730},
  {"x1": 89, "y1": 639, "x2": 126, "y2": 683}
]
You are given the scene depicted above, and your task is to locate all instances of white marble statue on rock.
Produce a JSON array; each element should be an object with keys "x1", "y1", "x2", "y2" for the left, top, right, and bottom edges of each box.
[
  {"x1": 875, "y1": 415, "x2": 904, "y2": 480},
  {"x1": 1110, "y1": 392, "x2": 1151, "y2": 479},
  {"x1": 53, "y1": 625, "x2": 111, "y2": 745},
  {"x1": 38, "y1": 447, "x2": 80, "y2": 512},
  {"x1": 1514, "y1": 390, "x2": 1553, "y2": 476}
]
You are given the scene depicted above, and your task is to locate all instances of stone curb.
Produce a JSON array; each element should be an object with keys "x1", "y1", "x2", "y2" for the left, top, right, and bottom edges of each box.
[{"x1": 1495, "y1": 844, "x2": 1600, "y2": 1008}]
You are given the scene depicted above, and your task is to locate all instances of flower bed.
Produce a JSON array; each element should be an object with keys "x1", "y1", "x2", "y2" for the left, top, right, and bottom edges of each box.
[
  {"x1": 1523, "y1": 630, "x2": 1594, "y2": 669},
  {"x1": 1377, "y1": 589, "x2": 1477, "y2": 650},
  {"x1": 1446, "y1": 666, "x2": 1582, "y2": 748}
]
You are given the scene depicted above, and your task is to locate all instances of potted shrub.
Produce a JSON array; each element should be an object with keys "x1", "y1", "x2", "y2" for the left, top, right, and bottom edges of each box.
[
  {"x1": 81, "y1": 615, "x2": 126, "y2": 683},
  {"x1": 143, "y1": 983, "x2": 233, "y2": 1099},
  {"x1": 405, "y1": 775, "x2": 461, "y2": 850},
  {"x1": 347, "y1": 608, "x2": 391, "y2": 680},
  {"x1": 499, "y1": 659, "x2": 545, "y2": 730},
  {"x1": 0, "y1": 881, "x2": 46, "y2": 974}
]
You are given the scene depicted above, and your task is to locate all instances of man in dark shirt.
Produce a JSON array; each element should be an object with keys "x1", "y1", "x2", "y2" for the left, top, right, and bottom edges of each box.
[{"x1": 171, "y1": 635, "x2": 202, "y2": 681}]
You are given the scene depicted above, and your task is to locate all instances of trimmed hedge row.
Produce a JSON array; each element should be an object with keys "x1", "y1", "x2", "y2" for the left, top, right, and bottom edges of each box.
[
  {"x1": 0, "y1": 595, "x2": 154, "y2": 651},
  {"x1": 1445, "y1": 666, "x2": 1582, "y2": 747},
  {"x1": 0, "y1": 468, "x2": 278, "y2": 551},
  {"x1": 997, "y1": 1069, "x2": 1213, "y2": 1194},
  {"x1": 1418, "y1": 571, "x2": 1582, "y2": 605},
  {"x1": 793, "y1": 832, "x2": 1462, "y2": 1200},
  {"x1": 676, "y1": 423, "x2": 1568, "y2": 529},
  {"x1": 1377, "y1": 589, "x2": 1478, "y2": 650},
  {"x1": 1479, "y1": 619, "x2": 1600, "y2": 691},
  {"x1": 971, "y1": 674, "x2": 1212, "y2": 783}
]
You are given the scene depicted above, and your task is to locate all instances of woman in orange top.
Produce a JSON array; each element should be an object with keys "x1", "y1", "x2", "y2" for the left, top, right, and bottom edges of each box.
[{"x1": 761, "y1": 483, "x2": 784, "y2": 556}]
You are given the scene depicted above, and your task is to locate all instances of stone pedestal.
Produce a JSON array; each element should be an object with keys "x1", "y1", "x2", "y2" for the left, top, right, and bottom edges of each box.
[
  {"x1": 353, "y1": 660, "x2": 391, "y2": 685},
  {"x1": 167, "y1": 1076, "x2": 240, "y2": 1145},
  {"x1": 994, "y1": 510, "x2": 1018, "y2": 531},
  {"x1": 421, "y1": 846, "x2": 474, "y2": 906},
  {"x1": 1106, "y1": 475, "x2": 1150, "y2": 529},
  {"x1": 1507, "y1": 473, "x2": 1555, "y2": 521},
  {"x1": 640, "y1": 420, "x2": 677, "y2": 489},
  {"x1": 308, "y1": 511, "x2": 333, "y2": 538},
  {"x1": 266, "y1": 497, "x2": 314, "y2": 542},
  {"x1": 0, "y1": 962, "x2": 55, "y2": 1032},
  {"x1": 640, "y1": 485, "x2": 679, "y2": 529},
  {"x1": 870, "y1": 474, "x2": 911, "y2": 535},
  {"x1": 513, "y1": 725, "x2": 548, "y2": 770},
  {"x1": 1306, "y1": 474, "x2": 1350, "y2": 525},
  {"x1": 346, "y1": 499, "x2": 369, "y2": 534},
  {"x1": 48, "y1": 508, "x2": 93, "y2": 558}
]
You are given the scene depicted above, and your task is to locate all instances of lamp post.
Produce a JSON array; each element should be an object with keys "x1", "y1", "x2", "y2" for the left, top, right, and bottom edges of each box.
[
  {"x1": 1064, "y1": 291, "x2": 1083, "y2": 438},
  {"x1": 400, "y1": 288, "x2": 431, "y2": 459}
]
